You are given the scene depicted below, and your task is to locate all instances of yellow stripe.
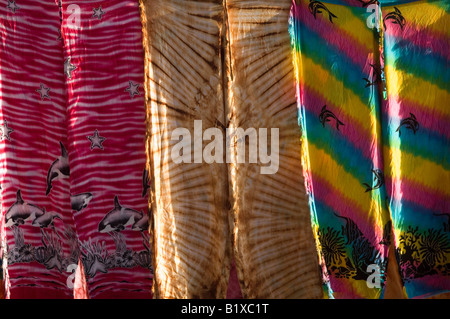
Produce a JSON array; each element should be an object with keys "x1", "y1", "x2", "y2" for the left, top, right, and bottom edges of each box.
[
  {"x1": 383, "y1": 2, "x2": 449, "y2": 37},
  {"x1": 302, "y1": 57, "x2": 377, "y2": 136},
  {"x1": 309, "y1": 144, "x2": 371, "y2": 212},
  {"x1": 384, "y1": 65, "x2": 450, "y2": 117},
  {"x1": 384, "y1": 146, "x2": 450, "y2": 196}
]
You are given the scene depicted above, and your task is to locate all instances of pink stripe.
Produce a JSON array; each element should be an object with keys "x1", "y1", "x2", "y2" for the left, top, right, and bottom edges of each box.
[
  {"x1": 384, "y1": 20, "x2": 449, "y2": 60},
  {"x1": 303, "y1": 86, "x2": 381, "y2": 164},
  {"x1": 387, "y1": 177, "x2": 450, "y2": 213},
  {"x1": 293, "y1": 0, "x2": 372, "y2": 69},
  {"x1": 386, "y1": 98, "x2": 450, "y2": 140},
  {"x1": 312, "y1": 174, "x2": 385, "y2": 246}
]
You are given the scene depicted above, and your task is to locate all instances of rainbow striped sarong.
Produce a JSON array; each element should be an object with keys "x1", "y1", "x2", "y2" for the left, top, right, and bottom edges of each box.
[{"x1": 290, "y1": 0, "x2": 449, "y2": 299}]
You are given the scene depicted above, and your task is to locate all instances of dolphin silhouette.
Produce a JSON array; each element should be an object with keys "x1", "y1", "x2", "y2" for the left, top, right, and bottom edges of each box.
[
  {"x1": 5, "y1": 190, "x2": 45, "y2": 227},
  {"x1": 98, "y1": 196, "x2": 143, "y2": 233},
  {"x1": 46, "y1": 141, "x2": 70, "y2": 196},
  {"x1": 396, "y1": 113, "x2": 419, "y2": 136},
  {"x1": 32, "y1": 208, "x2": 62, "y2": 228},
  {"x1": 363, "y1": 169, "x2": 385, "y2": 192},
  {"x1": 132, "y1": 211, "x2": 149, "y2": 232},
  {"x1": 383, "y1": 7, "x2": 406, "y2": 30},
  {"x1": 308, "y1": 0, "x2": 337, "y2": 23},
  {"x1": 71, "y1": 192, "x2": 93, "y2": 211}
]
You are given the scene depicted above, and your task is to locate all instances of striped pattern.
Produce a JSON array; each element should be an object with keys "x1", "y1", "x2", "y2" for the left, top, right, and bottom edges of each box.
[
  {"x1": 0, "y1": 0, "x2": 75, "y2": 299},
  {"x1": 61, "y1": 0, "x2": 151, "y2": 299},
  {"x1": 290, "y1": 0, "x2": 450, "y2": 299},
  {"x1": 140, "y1": 0, "x2": 232, "y2": 298},
  {"x1": 381, "y1": 0, "x2": 450, "y2": 299},
  {"x1": 290, "y1": 0, "x2": 391, "y2": 299},
  {"x1": 226, "y1": 0, "x2": 322, "y2": 298}
]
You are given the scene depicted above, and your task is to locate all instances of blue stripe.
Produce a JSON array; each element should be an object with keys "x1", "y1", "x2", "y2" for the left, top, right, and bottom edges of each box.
[
  {"x1": 384, "y1": 36, "x2": 450, "y2": 90},
  {"x1": 305, "y1": 109, "x2": 376, "y2": 183},
  {"x1": 390, "y1": 198, "x2": 450, "y2": 231}
]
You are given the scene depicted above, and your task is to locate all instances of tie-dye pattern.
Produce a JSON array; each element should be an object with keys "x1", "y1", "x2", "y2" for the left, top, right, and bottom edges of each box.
[{"x1": 290, "y1": 0, "x2": 450, "y2": 299}]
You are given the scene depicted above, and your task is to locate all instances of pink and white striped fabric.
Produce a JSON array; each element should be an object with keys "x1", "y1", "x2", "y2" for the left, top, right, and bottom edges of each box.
[{"x1": 0, "y1": 0, "x2": 152, "y2": 299}]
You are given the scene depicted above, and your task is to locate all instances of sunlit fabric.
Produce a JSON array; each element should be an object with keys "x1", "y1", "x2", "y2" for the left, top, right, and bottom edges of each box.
[
  {"x1": 290, "y1": 0, "x2": 449, "y2": 299},
  {"x1": 380, "y1": 0, "x2": 450, "y2": 299},
  {"x1": 0, "y1": 0, "x2": 152, "y2": 299}
]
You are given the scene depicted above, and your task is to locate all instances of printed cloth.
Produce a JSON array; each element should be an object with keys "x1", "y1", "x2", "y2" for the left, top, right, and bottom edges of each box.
[
  {"x1": 290, "y1": 0, "x2": 449, "y2": 299},
  {"x1": 0, "y1": 0, "x2": 152, "y2": 299}
]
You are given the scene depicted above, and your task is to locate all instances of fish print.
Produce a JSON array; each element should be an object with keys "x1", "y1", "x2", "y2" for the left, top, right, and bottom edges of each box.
[
  {"x1": 383, "y1": 7, "x2": 406, "y2": 31},
  {"x1": 142, "y1": 169, "x2": 150, "y2": 198}
]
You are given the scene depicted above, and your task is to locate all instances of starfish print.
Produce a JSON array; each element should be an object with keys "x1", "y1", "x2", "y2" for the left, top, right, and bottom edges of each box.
[
  {"x1": 6, "y1": 0, "x2": 19, "y2": 13},
  {"x1": 87, "y1": 129, "x2": 106, "y2": 150},
  {"x1": 92, "y1": 6, "x2": 104, "y2": 20},
  {"x1": 125, "y1": 81, "x2": 140, "y2": 98},
  {"x1": 64, "y1": 57, "x2": 77, "y2": 79},
  {"x1": 0, "y1": 120, "x2": 14, "y2": 141},
  {"x1": 36, "y1": 83, "x2": 51, "y2": 101}
]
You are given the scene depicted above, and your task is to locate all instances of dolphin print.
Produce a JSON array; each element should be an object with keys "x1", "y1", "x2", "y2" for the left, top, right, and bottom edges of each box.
[
  {"x1": 98, "y1": 196, "x2": 144, "y2": 233},
  {"x1": 32, "y1": 208, "x2": 62, "y2": 229},
  {"x1": 132, "y1": 211, "x2": 149, "y2": 232},
  {"x1": 46, "y1": 141, "x2": 70, "y2": 196},
  {"x1": 363, "y1": 169, "x2": 385, "y2": 192},
  {"x1": 383, "y1": 7, "x2": 406, "y2": 31},
  {"x1": 5, "y1": 190, "x2": 46, "y2": 227},
  {"x1": 71, "y1": 192, "x2": 93, "y2": 211},
  {"x1": 396, "y1": 113, "x2": 419, "y2": 136},
  {"x1": 308, "y1": 0, "x2": 337, "y2": 23}
]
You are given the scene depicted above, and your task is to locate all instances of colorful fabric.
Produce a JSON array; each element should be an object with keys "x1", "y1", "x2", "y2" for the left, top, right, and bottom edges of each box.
[
  {"x1": 290, "y1": 0, "x2": 450, "y2": 299},
  {"x1": 380, "y1": 0, "x2": 450, "y2": 299},
  {"x1": 0, "y1": 0, "x2": 152, "y2": 298}
]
